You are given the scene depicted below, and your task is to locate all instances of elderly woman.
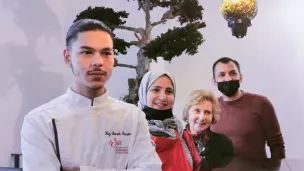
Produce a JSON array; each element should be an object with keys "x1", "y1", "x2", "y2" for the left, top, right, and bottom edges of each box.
[
  {"x1": 138, "y1": 71, "x2": 200, "y2": 171},
  {"x1": 182, "y1": 90, "x2": 234, "y2": 161}
]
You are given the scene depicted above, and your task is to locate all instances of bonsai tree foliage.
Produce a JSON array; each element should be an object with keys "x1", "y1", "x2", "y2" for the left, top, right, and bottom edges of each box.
[{"x1": 74, "y1": 0, "x2": 206, "y2": 105}]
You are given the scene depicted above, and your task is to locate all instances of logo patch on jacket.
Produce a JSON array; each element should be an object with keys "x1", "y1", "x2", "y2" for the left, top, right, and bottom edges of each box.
[
  {"x1": 115, "y1": 147, "x2": 128, "y2": 154},
  {"x1": 109, "y1": 138, "x2": 128, "y2": 154}
]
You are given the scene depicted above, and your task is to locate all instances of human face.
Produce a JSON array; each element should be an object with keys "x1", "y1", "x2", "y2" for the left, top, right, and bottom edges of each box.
[
  {"x1": 188, "y1": 101, "x2": 213, "y2": 135},
  {"x1": 63, "y1": 31, "x2": 114, "y2": 91},
  {"x1": 212, "y1": 61, "x2": 242, "y2": 84},
  {"x1": 146, "y1": 76, "x2": 174, "y2": 110}
]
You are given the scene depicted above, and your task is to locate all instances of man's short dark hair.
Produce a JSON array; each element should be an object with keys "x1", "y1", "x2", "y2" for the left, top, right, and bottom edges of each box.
[
  {"x1": 66, "y1": 19, "x2": 113, "y2": 50},
  {"x1": 212, "y1": 57, "x2": 241, "y2": 78}
]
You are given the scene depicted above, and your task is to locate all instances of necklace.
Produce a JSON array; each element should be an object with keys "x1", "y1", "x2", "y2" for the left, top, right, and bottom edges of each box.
[{"x1": 193, "y1": 136, "x2": 206, "y2": 154}]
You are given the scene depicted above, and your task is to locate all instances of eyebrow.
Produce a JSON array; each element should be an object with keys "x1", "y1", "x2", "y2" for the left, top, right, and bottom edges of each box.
[
  {"x1": 79, "y1": 46, "x2": 113, "y2": 52},
  {"x1": 101, "y1": 47, "x2": 113, "y2": 52},
  {"x1": 79, "y1": 46, "x2": 94, "y2": 51},
  {"x1": 150, "y1": 86, "x2": 161, "y2": 89},
  {"x1": 218, "y1": 69, "x2": 237, "y2": 74},
  {"x1": 151, "y1": 86, "x2": 173, "y2": 90},
  {"x1": 217, "y1": 71, "x2": 225, "y2": 75}
]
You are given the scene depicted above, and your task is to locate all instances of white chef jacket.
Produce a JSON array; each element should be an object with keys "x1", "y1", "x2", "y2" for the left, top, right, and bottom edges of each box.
[{"x1": 21, "y1": 87, "x2": 161, "y2": 171}]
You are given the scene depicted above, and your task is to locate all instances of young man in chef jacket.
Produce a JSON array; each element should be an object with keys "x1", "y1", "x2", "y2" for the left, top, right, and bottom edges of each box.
[{"x1": 21, "y1": 19, "x2": 161, "y2": 171}]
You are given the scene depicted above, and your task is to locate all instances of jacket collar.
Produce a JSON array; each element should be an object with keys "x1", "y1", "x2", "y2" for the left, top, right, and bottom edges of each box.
[{"x1": 65, "y1": 86, "x2": 109, "y2": 107}]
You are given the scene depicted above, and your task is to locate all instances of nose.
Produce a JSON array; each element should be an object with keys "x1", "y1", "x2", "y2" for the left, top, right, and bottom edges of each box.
[
  {"x1": 91, "y1": 53, "x2": 103, "y2": 67},
  {"x1": 198, "y1": 113, "x2": 206, "y2": 121},
  {"x1": 158, "y1": 91, "x2": 167, "y2": 101},
  {"x1": 224, "y1": 75, "x2": 232, "y2": 81}
]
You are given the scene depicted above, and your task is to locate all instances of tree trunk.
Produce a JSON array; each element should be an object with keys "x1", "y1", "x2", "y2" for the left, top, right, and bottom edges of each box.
[
  {"x1": 121, "y1": 0, "x2": 152, "y2": 105},
  {"x1": 121, "y1": 48, "x2": 151, "y2": 105},
  {"x1": 136, "y1": 48, "x2": 151, "y2": 78}
]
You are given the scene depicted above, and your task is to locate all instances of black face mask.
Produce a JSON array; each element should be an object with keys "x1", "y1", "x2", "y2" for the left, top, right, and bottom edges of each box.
[
  {"x1": 142, "y1": 106, "x2": 173, "y2": 121},
  {"x1": 217, "y1": 80, "x2": 240, "y2": 97}
]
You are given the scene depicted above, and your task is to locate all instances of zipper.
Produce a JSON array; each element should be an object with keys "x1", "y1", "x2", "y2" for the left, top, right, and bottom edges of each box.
[{"x1": 52, "y1": 118, "x2": 63, "y2": 171}]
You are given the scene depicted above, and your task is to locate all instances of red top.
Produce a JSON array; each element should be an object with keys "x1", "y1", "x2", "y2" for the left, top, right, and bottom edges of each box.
[
  {"x1": 152, "y1": 129, "x2": 201, "y2": 171},
  {"x1": 211, "y1": 92, "x2": 285, "y2": 159}
]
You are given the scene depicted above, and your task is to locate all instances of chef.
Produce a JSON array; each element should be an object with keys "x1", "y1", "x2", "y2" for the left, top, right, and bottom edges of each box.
[{"x1": 21, "y1": 19, "x2": 161, "y2": 171}]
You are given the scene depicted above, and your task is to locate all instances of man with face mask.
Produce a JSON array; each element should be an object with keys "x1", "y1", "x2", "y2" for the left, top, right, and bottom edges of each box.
[
  {"x1": 21, "y1": 19, "x2": 161, "y2": 171},
  {"x1": 210, "y1": 57, "x2": 285, "y2": 160}
]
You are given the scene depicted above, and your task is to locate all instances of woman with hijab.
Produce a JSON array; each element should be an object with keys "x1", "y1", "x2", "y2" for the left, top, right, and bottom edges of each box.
[
  {"x1": 182, "y1": 89, "x2": 234, "y2": 170},
  {"x1": 138, "y1": 71, "x2": 200, "y2": 171}
]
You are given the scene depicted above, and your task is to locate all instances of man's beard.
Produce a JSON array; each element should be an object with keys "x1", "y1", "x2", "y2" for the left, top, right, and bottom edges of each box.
[
  {"x1": 70, "y1": 62, "x2": 111, "y2": 90},
  {"x1": 70, "y1": 63, "x2": 83, "y2": 77},
  {"x1": 70, "y1": 63, "x2": 77, "y2": 76}
]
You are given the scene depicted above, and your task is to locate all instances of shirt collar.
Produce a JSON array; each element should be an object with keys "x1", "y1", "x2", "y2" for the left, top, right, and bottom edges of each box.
[{"x1": 65, "y1": 86, "x2": 109, "y2": 107}]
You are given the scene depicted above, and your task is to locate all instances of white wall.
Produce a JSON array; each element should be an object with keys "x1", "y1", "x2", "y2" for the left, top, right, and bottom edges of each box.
[{"x1": 165, "y1": 0, "x2": 304, "y2": 159}]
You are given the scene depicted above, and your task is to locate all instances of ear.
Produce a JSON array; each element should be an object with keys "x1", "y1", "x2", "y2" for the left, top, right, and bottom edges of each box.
[
  {"x1": 63, "y1": 49, "x2": 72, "y2": 67},
  {"x1": 211, "y1": 116, "x2": 216, "y2": 124},
  {"x1": 183, "y1": 111, "x2": 189, "y2": 123},
  {"x1": 239, "y1": 73, "x2": 243, "y2": 83},
  {"x1": 212, "y1": 78, "x2": 217, "y2": 87},
  {"x1": 212, "y1": 114, "x2": 220, "y2": 124}
]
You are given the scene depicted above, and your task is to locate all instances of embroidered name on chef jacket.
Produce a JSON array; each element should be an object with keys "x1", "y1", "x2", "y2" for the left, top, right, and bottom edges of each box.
[{"x1": 106, "y1": 131, "x2": 131, "y2": 154}]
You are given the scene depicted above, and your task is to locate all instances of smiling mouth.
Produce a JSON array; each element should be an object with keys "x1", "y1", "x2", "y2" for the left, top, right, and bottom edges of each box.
[
  {"x1": 196, "y1": 122, "x2": 206, "y2": 126},
  {"x1": 154, "y1": 103, "x2": 167, "y2": 108}
]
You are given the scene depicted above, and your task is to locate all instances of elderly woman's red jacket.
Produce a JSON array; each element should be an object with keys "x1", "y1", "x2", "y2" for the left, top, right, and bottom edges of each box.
[{"x1": 152, "y1": 129, "x2": 201, "y2": 171}]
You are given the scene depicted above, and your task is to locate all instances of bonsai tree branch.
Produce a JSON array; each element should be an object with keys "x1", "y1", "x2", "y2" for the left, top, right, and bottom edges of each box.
[
  {"x1": 134, "y1": 33, "x2": 141, "y2": 40},
  {"x1": 113, "y1": 25, "x2": 145, "y2": 41},
  {"x1": 114, "y1": 58, "x2": 136, "y2": 69},
  {"x1": 112, "y1": 25, "x2": 140, "y2": 32},
  {"x1": 130, "y1": 40, "x2": 140, "y2": 47},
  {"x1": 151, "y1": 7, "x2": 176, "y2": 27},
  {"x1": 116, "y1": 63, "x2": 137, "y2": 69},
  {"x1": 143, "y1": 0, "x2": 152, "y2": 43},
  {"x1": 151, "y1": 0, "x2": 185, "y2": 27},
  {"x1": 143, "y1": 0, "x2": 151, "y2": 30}
]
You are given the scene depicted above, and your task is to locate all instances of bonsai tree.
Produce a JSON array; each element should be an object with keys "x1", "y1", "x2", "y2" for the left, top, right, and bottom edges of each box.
[{"x1": 74, "y1": 0, "x2": 206, "y2": 105}]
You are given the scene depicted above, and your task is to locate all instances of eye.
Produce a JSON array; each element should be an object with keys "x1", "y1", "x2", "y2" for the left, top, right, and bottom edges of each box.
[
  {"x1": 166, "y1": 89, "x2": 173, "y2": 94},
  {"x1": 231, "y1": 71, "x2": 237, "y2": 76},
  {"x1": 218, "y1": 73, "x2": 225, "y2": 77},
  {"x1": 101, "y1": 51, "x2": 113, "y2": 56},
  {"x1": 195, "y1": 109, "x2": 200, "y2": 114},
  {"x1": 205, "y1": 111, "x2": 212, "y2": 115},
  {"x1": 151, "y1": 88, "x2": 160, "y2": 93},
  {"x1": 81, "y1": 50, "x2": 92, "y2": 55}
]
